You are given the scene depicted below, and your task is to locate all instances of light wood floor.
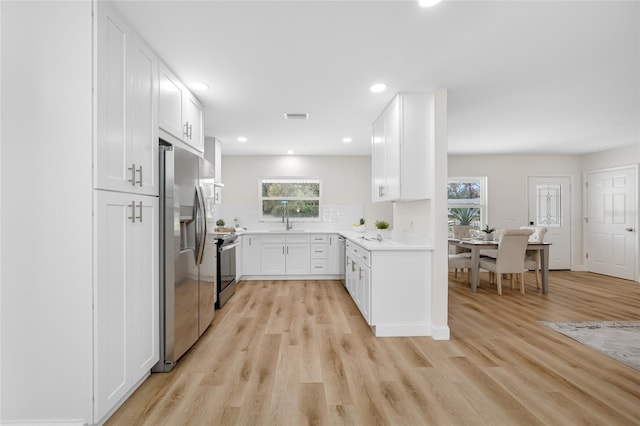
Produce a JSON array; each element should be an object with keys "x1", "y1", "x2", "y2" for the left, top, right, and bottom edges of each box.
[{"x1": 107, "y1": 272, "x2": 640, "y2": 425}]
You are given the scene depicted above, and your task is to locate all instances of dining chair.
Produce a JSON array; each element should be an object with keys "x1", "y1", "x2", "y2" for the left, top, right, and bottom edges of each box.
[
  {"x1": 520, "y1": 226, "x2": 548, "y2": 289},
  {"x1": 450, "y1": 225, "x2": 472, "y2": 276},
  {"x1": 448, "y1": 253, "x2": 472, "y2": 284},
  {"x1": 479, "y1": 228, "x2": 533, "y2": 295}
]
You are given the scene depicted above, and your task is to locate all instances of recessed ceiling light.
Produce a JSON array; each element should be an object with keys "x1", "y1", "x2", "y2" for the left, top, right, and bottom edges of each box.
[
  {"x1": 342, "y1": 137, "x2": 353, "y2": 143},
  {"x1": 418, "y1": 0, "x2": 443, "y2": 7},
  {"x1": 190, "y1": 82, "x2": 209, "y2": 91},
  {"x1": 287, "y1": 150, "x2": 294, "y2": 155},
  {"x1": 370, "y1": 83, "x2": 387, "y2": 93},
  {"x1": 237, "y1": 136, "x2": 248, "y2": 143}
]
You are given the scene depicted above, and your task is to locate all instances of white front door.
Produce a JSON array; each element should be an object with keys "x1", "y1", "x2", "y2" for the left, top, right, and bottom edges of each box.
[
  {"x1": 586, "y1": 166, "x2": 637, "y2": 280},
  {"x1": 528, "y1": 176, "x2": 571, "y2": 270}
]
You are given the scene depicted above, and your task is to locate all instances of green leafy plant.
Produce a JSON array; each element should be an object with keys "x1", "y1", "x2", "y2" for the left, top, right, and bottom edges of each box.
[
  {"x1": 375, "y1": 220, "x2": 389, "y2": 229},
  {"x1": 448, "y1": 208, "x2": 479, "y2": 226},
  {"x1": 216, "y1": 219, "x2": 225, "y2": 227},
  {"x1": 482, "y1": 224, "x2": 496, "y2": 234}
]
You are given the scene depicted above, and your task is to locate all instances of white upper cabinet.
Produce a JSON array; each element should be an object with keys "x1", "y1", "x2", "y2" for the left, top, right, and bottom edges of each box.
[
  {"x1": 205, "y1": 137, "x2": 223, "y2": 204},
  {"x1": 159, "y1": 62, "x2": 204, "y2": 152},
  {"x1": 158, "y1": 64, "x2": 185, "y2": 142},
  {"x1": 95, "y1": 2, "x2": 158, "y2": 196},
  {"x1": 184, "y1": 92, "x2": 204, "y2": 152},
  {"x1": 371, "y1": 92, "x2": 432, "y2": 202}
]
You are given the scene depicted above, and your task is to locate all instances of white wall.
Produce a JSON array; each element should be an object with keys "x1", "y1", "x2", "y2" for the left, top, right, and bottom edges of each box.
[
  {"x1": 448, "y1": 155, "x2": 584, "y2": 267},
  {"x1": 581, "y1": 144, "x2": 639, "y2": 172},
  {"x1": 219, "y1": 155, "x2": 393, "y2": 229},
  {"x1": 1, "y1": 1, "x2": 93, "y2": 422}
]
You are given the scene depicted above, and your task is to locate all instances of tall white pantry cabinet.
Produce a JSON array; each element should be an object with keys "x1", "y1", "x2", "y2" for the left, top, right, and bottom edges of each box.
[{"x1": 1, "y1": 1, "x2": 158, "y2": 425}]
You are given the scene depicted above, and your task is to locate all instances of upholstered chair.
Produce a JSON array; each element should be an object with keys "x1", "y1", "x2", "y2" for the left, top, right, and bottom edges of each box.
[
  {"x1": 448, "y1": 253, "x2": 472, "y2": 284},
  {"x1": 520, "y1": 226, "x2": 548, "y2": 289},
  {"x1": 479, "y1": 228, "x2": 533, "y2": 295}
]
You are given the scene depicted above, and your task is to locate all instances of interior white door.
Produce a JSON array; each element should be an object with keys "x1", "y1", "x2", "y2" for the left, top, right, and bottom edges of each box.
[
  {"x1": 527, "y1": 176, "x2": 571, "y2": 269},
  {"x1": 586, "y1": 167, "x2": 637, "y2": 280}
]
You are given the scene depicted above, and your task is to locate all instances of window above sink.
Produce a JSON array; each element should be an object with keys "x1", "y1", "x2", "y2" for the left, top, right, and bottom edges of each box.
[{"x1": 259, "y1": 177, "x2": 322, "y2": 222}]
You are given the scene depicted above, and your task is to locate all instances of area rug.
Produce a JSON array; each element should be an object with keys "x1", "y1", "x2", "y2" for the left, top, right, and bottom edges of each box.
[{"x1": 541, "y1": 321, "x2": 640, "y2": 371}]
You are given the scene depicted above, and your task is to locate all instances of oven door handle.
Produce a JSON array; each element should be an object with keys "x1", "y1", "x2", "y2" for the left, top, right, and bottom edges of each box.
[{"x1": 219, "y1": 241, "x2": 240, "y2": 253}]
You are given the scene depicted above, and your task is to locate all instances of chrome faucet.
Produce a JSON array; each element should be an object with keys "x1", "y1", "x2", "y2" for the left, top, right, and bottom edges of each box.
[{"x1": 282, "y1": 204, "x2": 293, "y2": 230}]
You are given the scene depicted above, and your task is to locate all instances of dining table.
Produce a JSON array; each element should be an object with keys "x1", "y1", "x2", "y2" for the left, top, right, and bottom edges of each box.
[{"x1": 448, "y1": 238, "x2": 552, "y2": 294}]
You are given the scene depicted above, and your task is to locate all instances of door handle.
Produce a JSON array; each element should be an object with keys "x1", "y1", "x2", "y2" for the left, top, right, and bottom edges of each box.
[{"x1": 625, "y1": 227, "x2": 634, "y2": 232}]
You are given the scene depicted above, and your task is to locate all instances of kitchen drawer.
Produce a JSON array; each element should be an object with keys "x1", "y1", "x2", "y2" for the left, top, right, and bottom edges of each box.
[
  {"x1": 286, "y1": 234, "x2": 310, "y2": 244},
  {"x1": 346, "y1": 242, "x2": 370, "y2": 267},
  {"x1": 311, "y1": 259, "x2": 328, "y2": 274},
  {"x1": 310, "y1": 234, "x2": 328, "y2": 243},
  {"x1": 311, "y1": 244, "x2": 328, "y2": 259},
  {"x1": 262, "y1": 234, "x2": 285, "y2": 244}
]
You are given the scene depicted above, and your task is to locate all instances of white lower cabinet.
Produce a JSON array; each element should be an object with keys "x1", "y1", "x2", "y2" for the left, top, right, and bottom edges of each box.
[
  {"x1": 285, "y1": 242, "x2": 311, "y2": 274},
  {"x1": 345, "y1": 239, "x2": 431, "y2": 336},
  {"x1": 260, "y1": 234, "x2": 311, "y2": 275},
  {"x1": 261, "y1": 240, "x2": 287, "y2": 274},
  {"x1": 345, "y1": 241, "x2": 371, "y2": 323},
  {"x1": 242, "y1": 233, "x2": 343, "y2": 278},
  {"x1": 243, "y1": 235, "x2": 262, "y2": 275},
  {"x1": 94, "y1": 190, "x2": 159, "y2": 422}
]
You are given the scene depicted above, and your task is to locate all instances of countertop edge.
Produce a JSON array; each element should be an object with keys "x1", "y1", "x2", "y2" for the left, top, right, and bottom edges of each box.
[{"x1": 235, "y1": 229, "x2": 433, "y2": 251}]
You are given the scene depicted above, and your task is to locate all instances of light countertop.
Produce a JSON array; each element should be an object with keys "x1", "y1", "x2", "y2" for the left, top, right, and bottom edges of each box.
[{"x1": 237, "y1": 229, "x2": 432, "y2": 251}]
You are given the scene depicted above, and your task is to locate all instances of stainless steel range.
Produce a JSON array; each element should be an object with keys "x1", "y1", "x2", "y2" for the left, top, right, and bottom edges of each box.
[{"x1": 215, "y1": 233, "x2": 239, "y2": 309}]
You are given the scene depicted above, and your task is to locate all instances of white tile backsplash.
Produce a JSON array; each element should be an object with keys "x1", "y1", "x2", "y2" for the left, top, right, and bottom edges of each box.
[{"x1": 210, "y1": 203, "x2": 364, "y2": 231}]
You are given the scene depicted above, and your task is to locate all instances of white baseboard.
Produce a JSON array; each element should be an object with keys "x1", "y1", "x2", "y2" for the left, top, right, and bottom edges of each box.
[
  {"x1": 430, "y1": 325, "x2": 451, "y2": 340},
  {"x1": 373, "y1": 324, "x2": 431, "y2": 337}
]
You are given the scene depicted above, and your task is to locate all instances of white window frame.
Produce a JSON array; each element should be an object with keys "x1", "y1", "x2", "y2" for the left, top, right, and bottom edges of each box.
[
  {"x1": 447, "y1": 176, "x2": 488, "y2": 230},
  {"x1": 258, "y1": 176, "x2": 322, "y2": 222}
]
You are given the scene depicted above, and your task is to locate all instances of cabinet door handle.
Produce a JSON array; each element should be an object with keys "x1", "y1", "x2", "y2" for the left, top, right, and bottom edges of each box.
[
  {"x1": 183, "y1": 122, "x2": 189, "y2": 138},
  {"x1": 136, "y1": 201, "x2": 143, "y2": 222},
  {"x1": 136, "y1": 165, "x2": 143, "y2": 187},
  {"x1": 286, "y1": 246, "x2": 289, "y2": 254},
  {"x1": 188, "y1": 124, "x2": 193, "y2": 139},
  {"x1": 128, "y1": 201, "x2": 136, "y2": 223},
  {"x1": 282, "y1": 246, "x2": 285, "y2": 254},
  {"x1": 128, "y1": 163, "x2": 136, "y2": 186}
]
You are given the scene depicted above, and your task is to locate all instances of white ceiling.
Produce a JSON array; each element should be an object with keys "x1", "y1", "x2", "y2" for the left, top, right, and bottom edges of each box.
[{"x1": 114, "y1": 0, "x2": 640, "y2": 156}]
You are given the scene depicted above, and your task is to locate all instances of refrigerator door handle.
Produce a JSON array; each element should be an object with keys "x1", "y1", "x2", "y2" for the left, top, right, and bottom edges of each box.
[{"x1": 195, "y1": 185, "x2": 207, "y2": 265}]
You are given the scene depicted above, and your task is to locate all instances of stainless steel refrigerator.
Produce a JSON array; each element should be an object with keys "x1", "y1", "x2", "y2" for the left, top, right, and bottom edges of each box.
[{"x1": 153, "y1": 141, "x2": 216, "y2": 372}]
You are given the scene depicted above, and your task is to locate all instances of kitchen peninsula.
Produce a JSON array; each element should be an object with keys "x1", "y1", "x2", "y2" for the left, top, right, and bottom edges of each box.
[{"x1": 238, "y1": 229, "x2": 434, "y2": 338}]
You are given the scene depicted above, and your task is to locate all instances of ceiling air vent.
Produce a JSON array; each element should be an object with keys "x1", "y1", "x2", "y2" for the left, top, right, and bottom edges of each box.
[{"x1": 283, "y1": 113, "x2": 309, "y2": 120}]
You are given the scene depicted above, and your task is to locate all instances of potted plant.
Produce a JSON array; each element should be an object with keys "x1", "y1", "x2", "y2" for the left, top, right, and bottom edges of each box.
[
  {"x1": 375, "y1": 220, "x2": 389, "y2": 229},
  {"x1": 216, "y1": 219, "x2": 225, "y2": 231},
  {"x1": 481, "y1": 224, "x2": 496, "y2": 241}
]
